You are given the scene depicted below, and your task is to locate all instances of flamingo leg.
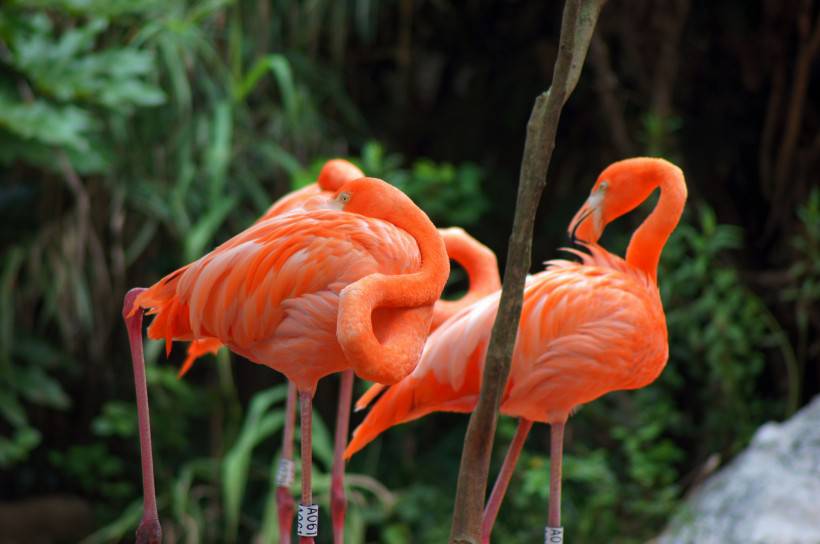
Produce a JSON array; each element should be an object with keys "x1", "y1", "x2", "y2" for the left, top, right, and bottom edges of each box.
[
  {"x1": 481, "y1": 418, "x2": 533, "y2": 544},
  {"x1": 276, "y1": 382, "x2": 298, "y2": 544},
  {"x1": 331, "y1": 370, "x2": 354, "y2": 544},
  {"x1": 298, "y1": 391, "x2": 318, "y2": 544},
  {"x1": 122, "y1": 288, "x2": 162, "y2": 544},
  {"x1": 546, "y1": 422, "x2": 565, "y2": 543}
]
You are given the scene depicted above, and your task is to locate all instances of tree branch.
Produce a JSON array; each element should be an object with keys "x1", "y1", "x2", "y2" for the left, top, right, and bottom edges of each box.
[
  {"x1": 590, "y1": 33, "x2": 634, "y2": 156},
  {"x1": 448, "y1": 2, "x2": 605, "y2": 542},
  {"x1": 767, "y1": 9, "x2": 820, "y2": 235}
]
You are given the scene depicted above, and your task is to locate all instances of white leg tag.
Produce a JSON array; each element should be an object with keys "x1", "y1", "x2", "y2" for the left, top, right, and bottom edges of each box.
[
  {"x1": 298, "y1": 503, "x2": 319, "y2": 537},
  {"x1": 545, "y1": 526, "x2": 564, "y2": 544},
  {"x1": 275, "y1": 458, "x2": 295, "y2": 487}
]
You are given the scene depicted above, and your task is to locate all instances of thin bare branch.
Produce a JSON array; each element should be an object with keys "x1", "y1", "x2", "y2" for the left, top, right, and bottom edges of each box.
[
  {"x1": 759, "y1": 64, "x2": 786, "y2": 191},
  {"x1": 448, "y1": 1, "x2": 605, "y2": 542},
  {"x1": 768, "y1": 9, "x2": 820, "y2": 234}
]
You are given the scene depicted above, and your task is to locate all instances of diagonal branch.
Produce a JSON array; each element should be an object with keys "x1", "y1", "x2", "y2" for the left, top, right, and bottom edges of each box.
[{"x1": 448, "y1": 1, "x2": 605, "y2": 542}]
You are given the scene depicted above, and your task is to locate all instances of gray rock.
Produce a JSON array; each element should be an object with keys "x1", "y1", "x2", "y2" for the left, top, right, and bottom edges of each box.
[{"x1": 658, "y1": 395, "x2": 820, "y2": 544}]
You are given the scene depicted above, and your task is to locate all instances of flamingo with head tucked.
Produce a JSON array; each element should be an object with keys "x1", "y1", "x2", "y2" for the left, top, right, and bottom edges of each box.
[
  {"x1": 177, "y1": 158, "x2": 365, "y2": 544},
  {"x1": 123, "y1": 176, "x2": 450, "y2": 544},
  {"x1": 344, "y1": 157, "x2": 687, "y2": 541}
]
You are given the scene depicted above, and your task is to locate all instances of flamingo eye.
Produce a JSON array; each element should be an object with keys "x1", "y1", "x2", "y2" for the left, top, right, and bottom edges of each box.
[
  {"x1": 599, "y1": 180, "x2": 609, "y2": 191},
  {"x1": 338, "y1": 192, "x2": 351, "y2": 203}
]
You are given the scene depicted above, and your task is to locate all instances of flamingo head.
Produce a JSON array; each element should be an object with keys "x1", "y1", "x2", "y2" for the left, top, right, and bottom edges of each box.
[
  {"x1": 569, "y1": 157, "x2": 670, "y2": 244},
  {"x1": 316, "y1": 159, "x2": 365, "y2": 191},
  {"x1": 330, "y1": 177, "x2": 418, "y2": 222}
]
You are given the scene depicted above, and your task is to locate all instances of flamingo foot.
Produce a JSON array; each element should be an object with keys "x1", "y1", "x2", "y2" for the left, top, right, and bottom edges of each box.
[{"x1": 136, "y1": 516, "x2": 162, "y2": 544}]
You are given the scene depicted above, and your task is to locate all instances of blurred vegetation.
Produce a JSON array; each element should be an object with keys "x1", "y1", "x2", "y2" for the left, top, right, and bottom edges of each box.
[{"x1": 1, "y1": 0, "x2": 818, "y2": 543}]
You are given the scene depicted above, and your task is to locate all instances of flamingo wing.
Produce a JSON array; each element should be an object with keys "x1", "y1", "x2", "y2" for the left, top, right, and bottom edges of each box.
[
  {"x1": 346, "y1": 260, "x2": 666, "y2": 457},
  {"x1": 134, "y1": 210, "x2": 421, "y2": 387},
  {"x1": 503, "y1": 264, "x2": 667, "y2": 423}
]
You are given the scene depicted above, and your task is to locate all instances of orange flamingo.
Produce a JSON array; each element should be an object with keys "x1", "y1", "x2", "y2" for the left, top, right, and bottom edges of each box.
[
  {"x1": 177, "y1": 165, "x2": 499, "y2": 543},
  {"x1": 178, "y1": 158, "x2": 365, "y2": 377},
  {"x1": 123, "y1": 177, "x2": 450, "y2": 544},
  {"x1": 344, "y1": 157, "x2": 687, "y2": 541},
  {"x1": 177, "y1": 158, "x2": 365, "y2": 544}
]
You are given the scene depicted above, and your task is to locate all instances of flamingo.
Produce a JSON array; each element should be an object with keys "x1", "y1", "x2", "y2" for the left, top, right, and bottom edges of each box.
[
  {"x1": 176, "y1": 164, "x2": 499, "y2": 543},
  {"x1": 177, "y1": 158, "x2": 366, "y2": 544},
  {"x1": 123, "y1": 177, "x2": 450, "y2": 544},
  {"x1": 344, "y1": 157, "x2": 687, "y2": 542}
]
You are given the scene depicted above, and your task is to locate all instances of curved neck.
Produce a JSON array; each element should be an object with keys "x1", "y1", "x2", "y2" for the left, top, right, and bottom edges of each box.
[
  {"x1": 336, "y1": 202, "x2": 449, "y2": 384},
  {"x1": 376, "y1": 212, "x2": 451, "y2": 308},
  {"x1": 624, "y1": 164, "x2": 687, "y2": 283},
  {"x1": 432, "y1": 229, "x2": 500, "y2": 329}
]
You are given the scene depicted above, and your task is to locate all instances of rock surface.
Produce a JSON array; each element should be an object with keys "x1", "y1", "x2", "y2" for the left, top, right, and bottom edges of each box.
[{"x1": 658, "y1": 395, "x2": 820, "y2": 544}]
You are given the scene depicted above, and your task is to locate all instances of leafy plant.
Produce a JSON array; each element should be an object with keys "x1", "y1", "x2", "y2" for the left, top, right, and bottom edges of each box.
[{"x1": 780, "y1": 189, "x2": 820, "y2": 377}]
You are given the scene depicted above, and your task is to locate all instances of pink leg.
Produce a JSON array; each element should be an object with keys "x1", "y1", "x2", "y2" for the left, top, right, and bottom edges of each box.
[
  {"x1": 298, "y1": 391, "x2": 317, "y2": 544},
  {"x1": 276, "y1": 382, "x2": 298, "y2": 544},
  {"x1": 122, "y1": 288, "x2": 162, "y2": 544},
  {"x1": 481, "y1": 418, "x2": 533, "y2": 544},
  {"x1": 546, "y1": 422, "x2": 565, "y2": 541},
  {"x1": 331, "y1": 370, "x2": 354, "y2": 544}
]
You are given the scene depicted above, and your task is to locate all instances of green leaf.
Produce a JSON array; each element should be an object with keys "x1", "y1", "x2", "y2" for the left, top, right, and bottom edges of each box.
[
  {"x1": 222, "y1": 385, "x2": 288, "y2": 543},
  {"x1": 0, "y1": 426, "x2": 41, "y2": 467},
  {"x1": 0, "y1": 93, "x2": 94, "y2": 151},
  {"x1": 258, "y1": 143, "x2": 303, "y2": 180},
  {"x1": 206, "y1": 101, "x2": 233, "y2": 200},
  {"x1": 0, "y1": 390, "x2": 27, "y2": 428},
  {"x1": 183, "y1": 194, "x2": 238, "y2": 262},
  {"x1": 92, "y1": 401, "x2": 137, "y2": 438},
  {"x1": 16, "y1": 366, "x2": 71, "y2": 409},
  {"x1": 8, "y1": 16, "x2": 166, "y2": 111},
  {"x1": 232, "y1": 54, "x2": 296, "y2": 117}
]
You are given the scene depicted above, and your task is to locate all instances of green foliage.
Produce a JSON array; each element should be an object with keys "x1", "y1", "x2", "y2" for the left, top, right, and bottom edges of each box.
[
  {"x1": 49, "y1": 443, "x2": 133, "y2": 500},
  {"x1": 0, "y1": 248, "x2": 72, "y2": 466},
  {"x1": 0, "y1": 0, "x2": 378, "y2": 482},
  {"x1": 222, "y1": 385, "x2": 287, "y2": 542},
  {"x1": 781, "y1": 188, "x2": 820, "y2": 372},
  {"x1": 0, "y1": 10, "x2": 164, "y2": 171},
  {"x1": 659, "y1": 207, "x2": 786, "y2": 452}
]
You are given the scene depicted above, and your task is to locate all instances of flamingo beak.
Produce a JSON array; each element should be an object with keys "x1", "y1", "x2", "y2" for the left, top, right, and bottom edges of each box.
[
  {"x1": 568, "y1": 194, "x2": 604, "y2": 244},
  {"x1": 326, "y1": 194, "x2": 345, "y2": 211}
]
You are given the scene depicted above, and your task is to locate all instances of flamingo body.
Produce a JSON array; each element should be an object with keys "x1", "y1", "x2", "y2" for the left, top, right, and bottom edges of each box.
[
  {"x1": 345, "y1": 245, "x2": 667, "y2": 456},
  {"x1": 135, "y1": 209, "x2": 422, "y2": 391}
]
